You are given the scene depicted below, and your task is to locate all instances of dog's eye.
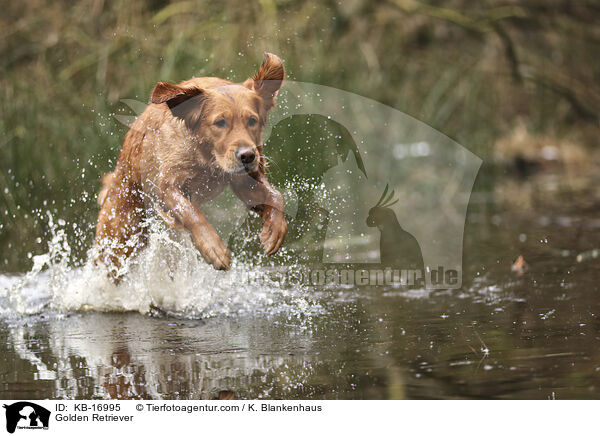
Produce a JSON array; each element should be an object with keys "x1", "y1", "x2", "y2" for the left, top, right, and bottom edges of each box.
[
  {"x1": 214, "y1": 119, "x2": 227, "y2": 128},
  {"x1": 248, "y1": 117, "x2": 258, "y2": 127}
]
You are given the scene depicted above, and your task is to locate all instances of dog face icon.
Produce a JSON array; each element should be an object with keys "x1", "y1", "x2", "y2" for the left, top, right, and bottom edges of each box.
[{"x1": 3, "y1": 402, "x2": 50, "y2": 433}]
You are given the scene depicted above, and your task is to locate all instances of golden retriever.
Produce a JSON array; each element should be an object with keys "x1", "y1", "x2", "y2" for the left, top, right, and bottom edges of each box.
[{"x1": 96, "y1": 53, "x2": 287, "y2": 276}]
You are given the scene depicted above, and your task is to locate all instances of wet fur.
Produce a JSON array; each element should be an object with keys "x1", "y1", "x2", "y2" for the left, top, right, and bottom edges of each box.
[{"x1": 96, "y1": 53, "x2": 287, "y2": 276}]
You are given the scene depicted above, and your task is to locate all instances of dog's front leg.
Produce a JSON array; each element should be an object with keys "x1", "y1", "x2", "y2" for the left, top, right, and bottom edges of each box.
[
  {"x1": 231, "y1": 171, "x2": 287, "y2": 256},
  {"x1": 159, "y1": 183, "x2": 230, "y2": 270}
]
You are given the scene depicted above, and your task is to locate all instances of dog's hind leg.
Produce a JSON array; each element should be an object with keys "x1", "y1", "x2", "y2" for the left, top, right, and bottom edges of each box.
[
  {"x1": 95, "y1": 178, "x2": 146, "y2": 279},
  {"x1": 97, "y1": 171, "x2": 117, "y2": 206}
]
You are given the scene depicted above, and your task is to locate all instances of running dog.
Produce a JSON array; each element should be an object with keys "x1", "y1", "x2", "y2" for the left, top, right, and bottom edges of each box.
[{"x1": 96, "y1": 53, "x2": 287, "y2": 276}]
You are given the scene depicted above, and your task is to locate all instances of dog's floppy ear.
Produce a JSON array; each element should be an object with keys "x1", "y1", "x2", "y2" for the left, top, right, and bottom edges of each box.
[
  {"x1": 151, "y1": 81, "x2": 204, "y2": 109},
  {"x1": 151, "y1": 82, "x2": 206, "y2": 129},
  {"x1": 245, "y1": 53, "x2": 285, "y2": 112}
]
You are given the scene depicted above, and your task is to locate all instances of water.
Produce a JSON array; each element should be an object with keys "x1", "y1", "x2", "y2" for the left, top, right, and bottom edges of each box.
[{"x1": 1, "y1": 167, "x2": 599, "y2": 400}]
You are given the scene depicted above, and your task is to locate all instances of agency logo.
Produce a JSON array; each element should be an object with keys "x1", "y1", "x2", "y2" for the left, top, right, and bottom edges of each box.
[{"x1": 2, "y1": 402, "x2": 50, "y2": 433}]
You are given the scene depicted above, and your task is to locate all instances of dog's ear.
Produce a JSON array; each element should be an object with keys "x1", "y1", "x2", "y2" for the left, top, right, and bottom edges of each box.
[
  {"x1": 151, "y1": 82, "x2": 204, "y2": 109},
  {"x1": 245, "y1": 53, "x2": 285, "y2": 112},
  {"x1": 151, "y1": 82, "x2": 206, "y2": 129}
]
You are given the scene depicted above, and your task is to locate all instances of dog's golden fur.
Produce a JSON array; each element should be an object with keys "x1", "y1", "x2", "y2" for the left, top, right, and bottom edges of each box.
[{"x1": 96, "y1": 53, "x2": 287, "y2": 275}]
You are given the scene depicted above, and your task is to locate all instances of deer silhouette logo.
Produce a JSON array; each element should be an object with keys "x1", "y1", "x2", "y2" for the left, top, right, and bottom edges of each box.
[{"x1": 366, "y1": 184, "x2": 424, "y2": 270}]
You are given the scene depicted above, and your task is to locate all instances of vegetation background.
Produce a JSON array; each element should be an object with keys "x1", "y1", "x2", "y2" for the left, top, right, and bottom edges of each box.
[{"x1": 1, "y1": 0, "x2": 598, "y2": 271}]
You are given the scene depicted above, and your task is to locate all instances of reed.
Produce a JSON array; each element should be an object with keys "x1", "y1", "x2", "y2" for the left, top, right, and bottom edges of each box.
[{"x1": 1, "y1": 0, "x2": 598, "y2": 271}]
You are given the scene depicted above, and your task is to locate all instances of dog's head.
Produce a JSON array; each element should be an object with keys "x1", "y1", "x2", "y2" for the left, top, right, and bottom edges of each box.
[{"x1": 150, "y1": 53, "x2": 285, "y2": 174}]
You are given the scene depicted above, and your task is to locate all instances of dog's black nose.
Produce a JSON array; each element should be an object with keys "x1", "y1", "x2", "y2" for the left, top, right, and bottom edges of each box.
[{"x1": 236, "y1": 148, "x2": 256, "y2": 164}]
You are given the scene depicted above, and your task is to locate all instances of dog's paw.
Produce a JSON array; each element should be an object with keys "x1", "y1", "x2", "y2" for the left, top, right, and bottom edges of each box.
[
  {"x1": 194, "y1": 233, "x2": 231, "y2": 270},
  {"x1": 208, "y1": 244, "x2": 231, "y2": 270},
  {"x1": 260, "y1": 210, "x2": 287, "y2": 256}
]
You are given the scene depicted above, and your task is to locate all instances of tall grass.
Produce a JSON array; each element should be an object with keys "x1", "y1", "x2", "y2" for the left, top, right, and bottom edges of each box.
[{"x1": 1, "y1": 0, "x2": 598, "y2": 271}]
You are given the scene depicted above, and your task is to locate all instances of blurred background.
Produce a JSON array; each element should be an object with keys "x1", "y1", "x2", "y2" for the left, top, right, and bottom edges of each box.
[
  {"x1": 1, "y1": 0, "x2": 599, "y2": 269},
  {"x1": 2, "y1": 0, "x2": 600, "y2": 400}
]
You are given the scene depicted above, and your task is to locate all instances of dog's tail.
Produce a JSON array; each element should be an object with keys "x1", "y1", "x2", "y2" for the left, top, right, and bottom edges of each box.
[{"x1": 97, "y1": 171, "x2": 116, "y2": 206}]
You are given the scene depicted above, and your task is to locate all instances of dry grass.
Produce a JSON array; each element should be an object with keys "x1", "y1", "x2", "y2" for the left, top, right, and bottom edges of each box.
[{"x1": 1, "y1": 0, "x2": 598, "y2": 270}]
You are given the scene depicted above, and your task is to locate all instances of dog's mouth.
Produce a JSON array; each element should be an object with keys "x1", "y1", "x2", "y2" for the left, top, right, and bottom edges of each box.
[
  {"x1": 216, "y1": 160, "x2": 258, "y2": 174},
  {"x1": 212, "y1": 150, "x2": 259, "y2": 174},
  {"x1": 235, "y1": 165, "x2": 255, "y2": 173}
]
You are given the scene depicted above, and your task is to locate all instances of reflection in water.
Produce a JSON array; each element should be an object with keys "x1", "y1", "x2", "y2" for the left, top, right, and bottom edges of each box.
[{"x1": 3, "y1": 313, "x2": 317, "y2": 400}]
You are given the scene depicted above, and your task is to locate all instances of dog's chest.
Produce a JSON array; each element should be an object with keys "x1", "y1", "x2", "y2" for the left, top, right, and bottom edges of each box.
[{"x1": 186, "y1": 171, "x2": 230, "y2": 204}]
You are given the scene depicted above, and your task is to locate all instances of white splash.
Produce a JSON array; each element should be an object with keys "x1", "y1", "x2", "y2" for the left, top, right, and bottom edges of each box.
[{"x1": 1, "y1": 214, "x2": 320, "y2": 320}]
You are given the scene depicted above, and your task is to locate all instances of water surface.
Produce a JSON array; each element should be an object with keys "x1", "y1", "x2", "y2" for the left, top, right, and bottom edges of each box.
[{"x1": 1, "y1": 168, "x2": 599, "y2": 399}]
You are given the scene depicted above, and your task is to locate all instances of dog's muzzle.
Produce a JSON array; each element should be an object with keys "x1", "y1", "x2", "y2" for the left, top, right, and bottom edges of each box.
[{"x1": 235, "y1": 147, "x2": 256, "y2": 165}]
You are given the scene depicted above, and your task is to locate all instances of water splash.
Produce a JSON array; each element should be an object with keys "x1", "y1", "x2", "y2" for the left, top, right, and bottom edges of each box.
[{"x1": 1, "y1": 212, "x2": 320, "y2": 320}]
